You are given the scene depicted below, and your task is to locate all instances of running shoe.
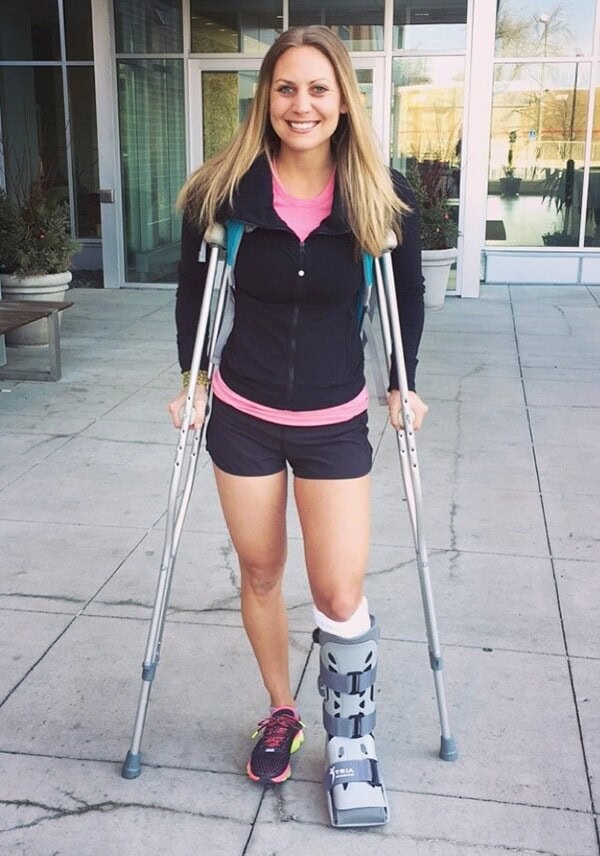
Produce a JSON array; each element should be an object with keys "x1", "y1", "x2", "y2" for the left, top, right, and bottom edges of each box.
[{"x1": 247, "y1": 706, "x2": 304, "y2": 784}]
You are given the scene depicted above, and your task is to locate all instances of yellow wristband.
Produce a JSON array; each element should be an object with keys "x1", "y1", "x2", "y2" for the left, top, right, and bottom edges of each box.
[{"x1": 181, "y1": 369, "x2": 210, "y2": 389}]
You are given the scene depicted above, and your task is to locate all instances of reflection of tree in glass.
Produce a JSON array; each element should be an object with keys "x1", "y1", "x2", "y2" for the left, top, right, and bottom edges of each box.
[{"x1": 496, "y1": 2, "x2": 579, "y2": 57}]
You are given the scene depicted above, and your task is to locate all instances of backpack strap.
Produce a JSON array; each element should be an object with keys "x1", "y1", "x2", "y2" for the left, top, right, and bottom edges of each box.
[
  {"x1": 225, "y1": 219, "x2": 246, "y2": 270},
  {"x1": 357, "y1": 251, "x2": 374, "y2": 329}
]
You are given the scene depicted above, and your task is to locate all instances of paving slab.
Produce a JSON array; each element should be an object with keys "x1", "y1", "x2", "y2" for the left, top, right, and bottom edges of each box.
[
  {"x1": 0, "y1": 431, "x2": 72, "y2": 490},
  {"x1": 0, "y1": 520, "x2": 145, "y2": 614},
  {"x1": 0, "y1": 436, "x2": 173, "y2": 528},
  {"x1": 555, "y1": 559, "x2": 600, "y2": 658},
  {"x1": 529, "y1": 404, "x2": 600, "y2": 450},
  {"x1": 571, "y1": 658, "x2": 600, "y2": 808},
  {"x1": 0, "y1": 610, "x2": 73, "y2": 702},
  {"x1": 249, "y1": 782, "x2": 599, "y2": 856},
  {"x1": 522, "y1": 378, "x2": 600, "y2": 408},
  {"x1": 543, "y1": 491, "x2": 600, "y2": 562}
]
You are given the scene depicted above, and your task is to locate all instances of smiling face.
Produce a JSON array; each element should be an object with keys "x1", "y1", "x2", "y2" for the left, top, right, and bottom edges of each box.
[{"x1": 269, "y1": 45, "x2": 347, "y2": 161}]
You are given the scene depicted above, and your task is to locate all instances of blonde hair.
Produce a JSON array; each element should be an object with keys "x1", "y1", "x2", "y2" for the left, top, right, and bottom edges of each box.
[{"x1": 178, "y1": 26, "x2": 409, "y2": 256}]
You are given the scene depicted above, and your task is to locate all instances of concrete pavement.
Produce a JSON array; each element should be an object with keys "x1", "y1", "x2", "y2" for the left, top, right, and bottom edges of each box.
[{"x1": 0, "y1": 284, "x2": 599, "y2": 855}]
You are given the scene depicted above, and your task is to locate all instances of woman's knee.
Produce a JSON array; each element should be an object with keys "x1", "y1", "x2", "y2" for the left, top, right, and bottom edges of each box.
[
  {"x1": 240, "y1": 558, "x2": 285, "y2": 598},
  {"x1": 313, "y1": 590, "x2": 364, "y2": 623}
]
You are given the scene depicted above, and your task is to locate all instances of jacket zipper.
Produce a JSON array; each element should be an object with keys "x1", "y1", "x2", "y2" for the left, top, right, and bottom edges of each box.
[{"x1": 286, "y1": 241, "x2": 305, "y2": 404}]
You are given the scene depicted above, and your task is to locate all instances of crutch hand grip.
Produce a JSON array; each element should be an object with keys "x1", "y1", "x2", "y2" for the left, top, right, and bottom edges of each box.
[
  {"x1": 179, "y1": 405, "x2": 197, "y2": 425},
  {"x1": 204, "y1": 223, "x2": 226, "y2": 248},
  {"x1": 381, "y1": 230, "x2": 398, "y2": 254}
]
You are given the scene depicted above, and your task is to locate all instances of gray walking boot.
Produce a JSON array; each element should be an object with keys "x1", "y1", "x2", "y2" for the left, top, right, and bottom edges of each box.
[{"x1": 314, "y1": 618, "x2": 389, "y2": 827}]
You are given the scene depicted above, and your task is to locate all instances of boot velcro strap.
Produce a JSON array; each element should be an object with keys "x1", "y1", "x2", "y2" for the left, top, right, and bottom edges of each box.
[
  {"x1": 320, "y1": 666, "x2": 377, "y2": 694},
  {"x1": 324, "y1": 710, "x2": 376, "y2": 739},
  {"x1": 325, "y1": 758, "x2": 382, "y2": 791}
]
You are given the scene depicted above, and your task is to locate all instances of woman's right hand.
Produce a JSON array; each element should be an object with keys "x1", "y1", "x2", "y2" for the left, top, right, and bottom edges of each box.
[{"x1": 168, "y1": 385, "x2": 209, "y2": 430}]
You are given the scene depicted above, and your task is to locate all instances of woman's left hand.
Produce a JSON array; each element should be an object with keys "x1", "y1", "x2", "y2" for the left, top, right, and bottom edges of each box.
[{"x1": 387, "y1": 389, "x2": 429, "y2": 432}]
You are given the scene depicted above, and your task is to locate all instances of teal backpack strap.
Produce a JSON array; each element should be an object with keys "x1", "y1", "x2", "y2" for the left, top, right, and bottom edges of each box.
[
  {"x1": 225, "y1": 219, "x2": 246, "y2": 269},
  {"x1": 358, "y1": 251, "x2": 374, "y2": 328}
]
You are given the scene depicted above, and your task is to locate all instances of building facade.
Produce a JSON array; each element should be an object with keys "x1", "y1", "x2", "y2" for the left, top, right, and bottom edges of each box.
[{"x1": 1, "y1": 0, "x2": 600, "y2": 294}]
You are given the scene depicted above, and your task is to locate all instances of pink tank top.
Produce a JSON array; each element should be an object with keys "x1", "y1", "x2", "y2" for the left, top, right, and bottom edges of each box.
[{"x1": 213, "y1": 166, "x2": 368, "y2": 426}]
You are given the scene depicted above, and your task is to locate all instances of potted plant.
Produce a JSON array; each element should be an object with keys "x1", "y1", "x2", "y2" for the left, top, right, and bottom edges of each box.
[
  {"x1": 0, "y1": 171, "x2": 80, "y2": 345},
  {"x1": 500, "y1": 131, "x2": 522, "y2": 197},
  {"x1": 408, "y1": 161, "x2": 459, "y2": 310}
]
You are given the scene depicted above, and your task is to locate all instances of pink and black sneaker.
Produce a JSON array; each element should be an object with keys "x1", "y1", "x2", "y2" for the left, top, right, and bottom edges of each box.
[{"x1": 247, "y1": 706, "x2": 304, "y2": 784}]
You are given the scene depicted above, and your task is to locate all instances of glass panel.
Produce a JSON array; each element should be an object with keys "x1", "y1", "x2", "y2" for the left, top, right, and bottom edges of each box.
[
  {"x1": 68, "y1": 67, "x2": 100, "y2": 238},
  {"x1": 393, "y1": 0, "x2": 467, "y2": 51},
  {"x1": 64, "y1": 0, "x2": 93, "y2": 61},
  {"x1": 487, "y1": 62, "x2": 590, "y2": 248},
  {"x1": 495, "y1": 0, "x2": 594, "y2": 58},
  {"x1": 391, "y1": 56, "x2": 464, "y2": 182},
  {"x1": 289, "y1": 0, "x2": 384, "y2": 51},
  {"x1": 585, "y1": 69, "x2": 600, "y2": 247},
  {"x1": 355, "y1": 69, "x2": 373, "y2": 120},
  {"x1": 0, "y1": 0, "x2": 60, "y2": 61},
  {"x1": 0, "y1": 66, "x2": 67, "y2": 205},
  {"x1": 117, "y1": 60, "x2": 186, "y2": 282},
  {"x1": 191, "y1": 1, "x2": 282, "y2": 53},
  {"x1": 201, "y1": 70, "x2": 259, "y2": 161},
  {"x1": 114, "y1": 0, "x2": 183, "y2": 54}
]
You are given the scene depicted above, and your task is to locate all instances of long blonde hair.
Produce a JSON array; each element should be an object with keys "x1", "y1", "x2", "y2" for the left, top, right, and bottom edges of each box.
[{"x1": 178, "y1": 26, "x2": 408, "y2": 256}]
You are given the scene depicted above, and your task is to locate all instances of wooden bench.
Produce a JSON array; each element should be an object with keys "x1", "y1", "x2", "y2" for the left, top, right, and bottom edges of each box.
[{"x1": 0, "y1": 300, "x2": 74, "y2": 381}]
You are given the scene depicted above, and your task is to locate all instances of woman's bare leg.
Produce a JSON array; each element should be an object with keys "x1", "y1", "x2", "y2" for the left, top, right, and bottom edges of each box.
[
  {"x1": 293, "y1": 475, "x2": 370, "y2": 620},
  {"x1": 213, "y1": 465, "x2": 295, "y2": 708}
]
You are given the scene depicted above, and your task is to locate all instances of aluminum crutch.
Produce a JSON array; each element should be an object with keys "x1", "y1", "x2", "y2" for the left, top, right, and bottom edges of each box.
[
  {"x1": 122, "y1": 223, "x2": 228, "y2": 779},
  {"x1": 374, "y1": 234, "x2": 457, "y2": 762}
]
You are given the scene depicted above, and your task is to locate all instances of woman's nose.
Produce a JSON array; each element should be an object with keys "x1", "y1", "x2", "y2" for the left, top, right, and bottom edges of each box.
[{"x1": 292, "y1": 88, "x2": 311, "y2": 113}]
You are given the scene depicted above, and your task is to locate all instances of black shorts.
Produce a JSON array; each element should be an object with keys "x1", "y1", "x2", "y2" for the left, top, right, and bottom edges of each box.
[{"x1": 206, "y1": 396, "x2": 372, "y2": 479}]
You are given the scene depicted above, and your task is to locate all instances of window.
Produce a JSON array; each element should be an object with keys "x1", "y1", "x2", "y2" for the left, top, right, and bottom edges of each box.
[
  {"x1": 191, "y1": 0, "x2": 282, "y2": 53},
  {"x1": 289, "y1": 0, "x2": 384, "y2": 51}
]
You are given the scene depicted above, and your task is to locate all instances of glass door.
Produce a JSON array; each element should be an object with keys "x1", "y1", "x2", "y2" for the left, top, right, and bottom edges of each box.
[{"x1": 189, "y1": 59, "x2": 261, "y2": 170}]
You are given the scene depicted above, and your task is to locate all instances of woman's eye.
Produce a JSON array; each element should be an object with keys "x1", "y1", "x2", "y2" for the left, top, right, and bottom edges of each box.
[
  {"x1": 312, "y1": 86, "x2": 328, "y2": 95},
  {"x1": 277, "y1": 85, "x2": 294, "y2": 95}
]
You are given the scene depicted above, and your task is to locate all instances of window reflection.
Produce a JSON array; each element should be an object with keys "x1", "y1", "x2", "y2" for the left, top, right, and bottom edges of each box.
[
  {"x1": 390, "y1": 56, "x2": 464, "y2": 196},
  {"x1": 0, "y1": 67, "x2": 67, "y2": 205},
  {"x1": 64, "y1": 0, "x2": 93, "y2": 61},
  {"x1": 117, "y1": 60, "x2": 186, "y2": 282},
  {"x1": 68, "y1": 67, "x2": 100, "y2": 238},
  {"x1": 587, "y1": 71, "x2": 600, "y2": 247},
  {"x1": 191, "y1": 1, "x2": 281, "y2": 53},
  {"x1": 487, "y1": 62, "x2": 590, "y2": 247},
  {"x1": 393, "y1": 0, "x2": 467, "y2": 51},
  {"x1": 289, "y1": 1, "x2": 384, "y2": 51},
  {"x1": 0, "y1": 0, "x2": 60, "y2": 61},
  {"x1": 114, "y1": 0, "x2": 183, "y2": 54},
  {"x1": 495, "y1": 0, "x2": 594, "y2": 58}
]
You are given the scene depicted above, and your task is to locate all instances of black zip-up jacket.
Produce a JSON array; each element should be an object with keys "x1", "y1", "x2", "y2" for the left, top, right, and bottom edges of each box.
[{"x1": 176, "y1": 155, "x2": 424, "y2": 410}]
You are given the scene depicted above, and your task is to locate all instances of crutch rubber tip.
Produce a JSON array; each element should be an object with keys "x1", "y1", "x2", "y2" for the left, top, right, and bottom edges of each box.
[
  {"x1": 121, "y1": 751, "x2": 142, "y2": 779},
  {"x1": 439, "y1": 735, "x2": 458, "y2": 762}
]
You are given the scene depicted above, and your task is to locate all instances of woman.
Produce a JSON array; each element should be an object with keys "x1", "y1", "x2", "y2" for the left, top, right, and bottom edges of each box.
[{"x1": 169, "y1": 25, "x2": 426, "y2": 828}]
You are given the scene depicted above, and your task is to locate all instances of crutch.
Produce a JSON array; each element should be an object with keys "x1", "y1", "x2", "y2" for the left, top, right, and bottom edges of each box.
[
  {"x1": 371, "y1": 234, "x2": 457, "y2": 762},
  {"x1": 122, "y1": 223, "x2": 228, "y2": 779}
]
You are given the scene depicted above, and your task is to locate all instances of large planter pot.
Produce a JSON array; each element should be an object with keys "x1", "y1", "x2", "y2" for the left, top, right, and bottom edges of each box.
[
  {"x1": 0, "y1": 271, "x2": 72, "y2": 345},
  {"x1": 421, "y1": 247, "x2": 457, "y2": 310},
  {"x1": 500, "y1": 176, "x2": 522, "y2": 197}
]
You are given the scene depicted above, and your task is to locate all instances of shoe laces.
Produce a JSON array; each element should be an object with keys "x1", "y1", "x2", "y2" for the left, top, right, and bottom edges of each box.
[{"x1": 251, "y1": 712, "x2": 303, "y2": 749}]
